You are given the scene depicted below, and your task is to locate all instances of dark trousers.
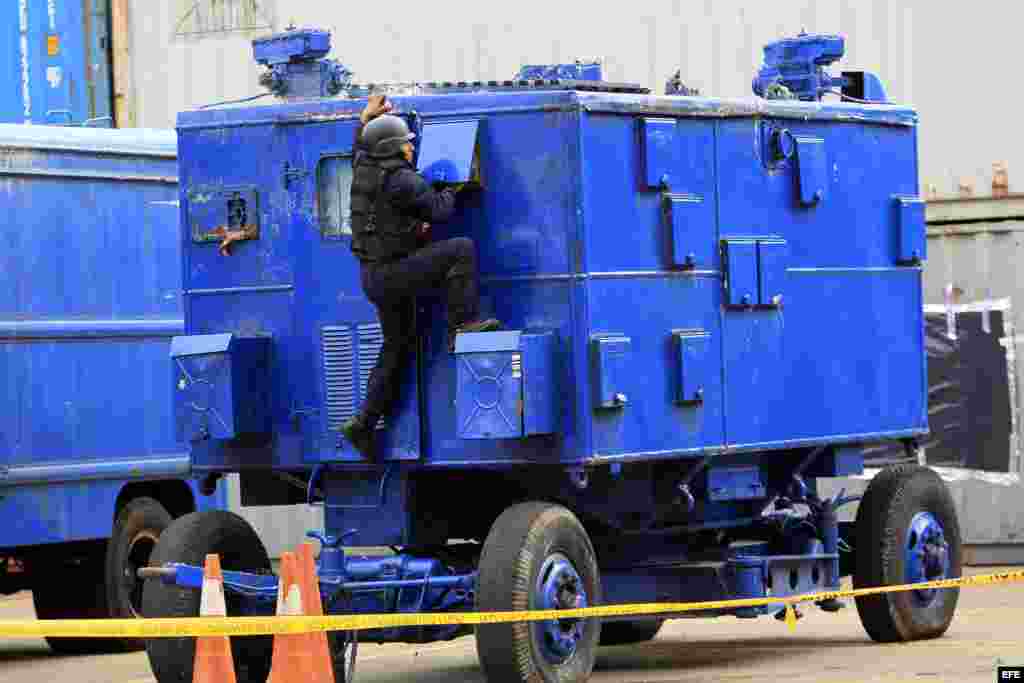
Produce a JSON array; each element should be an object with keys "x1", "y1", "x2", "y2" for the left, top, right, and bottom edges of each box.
[{"x1": 358, "y1": 237, "x2": 480, "y2": 422}]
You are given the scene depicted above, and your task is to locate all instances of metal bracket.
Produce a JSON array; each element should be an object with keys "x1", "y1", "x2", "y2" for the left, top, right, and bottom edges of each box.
[{"x1": 568, "y1": 467, "x2": 589, "y2": 490}]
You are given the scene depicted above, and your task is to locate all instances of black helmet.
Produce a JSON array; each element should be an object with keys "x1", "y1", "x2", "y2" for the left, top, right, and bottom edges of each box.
[{"x1": 363, "y1": 114, "x2": 415, "y2": 158}]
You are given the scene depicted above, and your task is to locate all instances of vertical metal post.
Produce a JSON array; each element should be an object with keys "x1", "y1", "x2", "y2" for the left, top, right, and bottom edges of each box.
[{"x1": 110, "y1": 0, "x2": 133, "y2": 127}]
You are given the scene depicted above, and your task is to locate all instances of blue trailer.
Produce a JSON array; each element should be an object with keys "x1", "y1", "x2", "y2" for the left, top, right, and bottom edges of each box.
[
  {"x1": 140, "y1": 29, "x2": 959, "y2": 683},
  {"x1": 0, "y1": 123, "x2": 226, "y2": 655}
]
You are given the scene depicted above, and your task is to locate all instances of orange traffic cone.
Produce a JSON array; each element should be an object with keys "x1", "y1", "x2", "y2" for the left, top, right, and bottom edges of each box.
[
  {"x1": 268, "y1": 552, "x2": 313, "y2": 683},
  {"x1": 297, "y1": 542, "x2": 335, "y2": 683},
  {"x1": 192, "y1": 554, "x2": 237, "y2": 683}
]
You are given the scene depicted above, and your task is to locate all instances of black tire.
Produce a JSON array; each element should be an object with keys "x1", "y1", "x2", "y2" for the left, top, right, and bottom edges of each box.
[
  {"x1": 475, "y1": 502, "x2": 602, "y2": 683},
  {"x1": 141, "y1": 511, "x2": 274, "y2": 683},
  {"x1": 32, "y1": 547, "x2": 113, "y2": 656},
  {"x1": 598, "y1": 618, "x2": 664, "y2": 646},
  {"x1": 853, "y1": 464, "x2": 962, "y2": 643},
  {"x1": 104, "y1": 497, "x2": 174, "y2": 652}
]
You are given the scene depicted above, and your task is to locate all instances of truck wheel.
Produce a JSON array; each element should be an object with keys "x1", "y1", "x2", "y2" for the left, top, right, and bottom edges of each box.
[
  {"x1": 31, "y1": 548, "x2": 113, "y2": 656},
  {"x1": 141, "y1": 511, "x2": 274, "y2": 683},
  {"x1": 475, "y1": 502, "x2": 602, "y2": 683},
  {"x1": 598, "y1": 618, "x2": 664, "y2": 646},
  {"x1": 853, "y1": 464, "x2": 962, "y2": 643},
  {"x1": 104, "y1": 497, "x2": 174, "y2": 652}
]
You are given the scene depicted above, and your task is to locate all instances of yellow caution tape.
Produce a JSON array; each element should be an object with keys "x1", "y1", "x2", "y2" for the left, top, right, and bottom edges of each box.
[{"x1": 2, "y1": 569, "x2": 1022, "y2": 639}]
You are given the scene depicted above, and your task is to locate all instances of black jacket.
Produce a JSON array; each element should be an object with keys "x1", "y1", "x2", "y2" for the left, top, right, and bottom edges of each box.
[{"x1": 349, "y1": 121, "x2": 456, "y2": 263}]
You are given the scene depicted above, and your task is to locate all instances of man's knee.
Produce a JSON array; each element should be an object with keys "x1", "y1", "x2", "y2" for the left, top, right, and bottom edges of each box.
[
  {"x1": 451, "y1": 237, "x2": 474, "y2": 259},
  {"x1": 447, "y1": 237, "x2": 476, "y2": 277}
]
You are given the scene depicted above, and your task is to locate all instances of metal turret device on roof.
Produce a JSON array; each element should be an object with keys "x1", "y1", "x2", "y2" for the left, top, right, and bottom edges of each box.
[{"x1": 752, "y1": 31, "x2": 888, "y2": 103}]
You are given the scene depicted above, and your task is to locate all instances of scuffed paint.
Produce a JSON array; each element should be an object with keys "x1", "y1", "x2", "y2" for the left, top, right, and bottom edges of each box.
[
  {"x1": 576, "y1": 92, "x2": 918, "y2": 128},
  {"x1": 18, "y1": 0, "x2": 31, "y2": 123}
]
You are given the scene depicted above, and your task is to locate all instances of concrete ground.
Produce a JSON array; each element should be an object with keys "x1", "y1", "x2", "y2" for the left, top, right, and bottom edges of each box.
[{"x1": 0, "y1": 566, "x2": 1019, "y2": 683}]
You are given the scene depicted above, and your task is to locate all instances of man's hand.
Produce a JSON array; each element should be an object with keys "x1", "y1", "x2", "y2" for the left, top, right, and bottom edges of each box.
[
  {"x1": 360, "y1": 94, "x2": 393, "y2": 124},
  {"x1": 209, "y1": 224, "x2": 258, "y2": 256}
]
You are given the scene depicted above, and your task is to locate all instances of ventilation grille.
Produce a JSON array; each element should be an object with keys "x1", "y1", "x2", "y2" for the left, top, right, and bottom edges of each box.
[
  {"x1": 358, "y1": 323, "x2": 386, "y2": 430},
  {"x1": 321, "y1": 326, "x2": 356, "y2": 432}
]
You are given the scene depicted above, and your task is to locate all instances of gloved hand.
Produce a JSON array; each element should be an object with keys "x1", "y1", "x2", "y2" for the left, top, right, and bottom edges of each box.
[{"x1": 360, "y1": 93, "x2": 393, "y2": 124}]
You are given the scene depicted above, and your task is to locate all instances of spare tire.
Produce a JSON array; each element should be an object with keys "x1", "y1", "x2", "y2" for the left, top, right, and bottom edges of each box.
[{"x1": 141, "y1": 511, "x2": 273, "y2": 683}]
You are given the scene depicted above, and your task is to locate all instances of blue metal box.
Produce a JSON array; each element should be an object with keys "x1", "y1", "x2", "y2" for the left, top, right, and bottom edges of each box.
[
  {"x1": 454, "y1": 330, "x2": 557, "y2": 439},
  {"x1": 172, "y1": 33, "x2": 926, "y2": 483},
  {"x1": 170, "y1": 333, "x2": 271, "y2": 442}
]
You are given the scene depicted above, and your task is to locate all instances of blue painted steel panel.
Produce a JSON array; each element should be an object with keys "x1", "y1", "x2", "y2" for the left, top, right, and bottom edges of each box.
[
  {"x1": 757, "y1": 239, "x2": 787, "y2": 306},
  {"x1": 584, "y1": 114, "x2": 716, "y2": 274},
  {"x1": 416, "y1": 120, "x2": 480, "y2": 185},
  {"x1": 585, "y1": 277, "x2": 725, "y2": 459},
  {"x1": 454, "y1": 330, "x2": 522, "y2": 354},
  {"x1": 456, "y1": 346, "x2": 523, "y2": 439},
  {"x1": 795, "y1": 136, "x2": 828, "y2": 206},
  {"x1": 171, "y1": 334, "x2": 272, "y2": 442},
  {"x1": 724, "y1": 240, "x2": 758, "y2": 307},
  {"x1": 521, "y1": 331, "x2": 558, "y2": 436},
  {"x1": 0, "y1": 123, "x2": 223, "y2": 550},
  {"x1": 454, "y1": 330, "x2": 557, "y2": 439},
  {"x1": 641, "y1": 118, "x2": 677, "y2": 189},
  {"x1": 895, "y1": 195, "x2": 927, "y2": 264},
  {"x1": 673, "y1": 331, "x2": 708, "y2": 405},
  {"x1": 591, "y1": 335, "x2": 631, "y2": 410},
  {"x1": 664, "y1": 194, "x2": 715, "y2": 270},
  {"x1": 173, "y1": 82, "x2": 925, "y2": 509}
]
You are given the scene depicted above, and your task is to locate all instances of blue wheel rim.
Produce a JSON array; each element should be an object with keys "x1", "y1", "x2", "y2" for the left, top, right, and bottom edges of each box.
[
  {"x1": 904, "y1": 511, "x2": 951, "y2": 606},
  {"x1": 534, "y1": 553, "x2": 588, "y2": 664}
]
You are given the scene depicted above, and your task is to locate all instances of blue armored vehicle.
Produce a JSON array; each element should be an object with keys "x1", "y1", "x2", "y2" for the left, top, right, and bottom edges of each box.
[{"x1": 141, "y1": 29, "x2": 959, "y2": 683}]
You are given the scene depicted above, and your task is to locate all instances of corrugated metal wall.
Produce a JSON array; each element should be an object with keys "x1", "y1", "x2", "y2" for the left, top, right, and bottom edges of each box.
[{"x1": 126, "y1": 1, "x2": 1024, "y2": 195}]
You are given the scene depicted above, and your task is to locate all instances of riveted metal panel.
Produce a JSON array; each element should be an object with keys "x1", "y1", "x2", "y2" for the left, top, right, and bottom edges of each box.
[
  {"x1": 724, "y1": 240, "x2": 758, "y2": 307},
  {"x1": 674, "y1": 331, "x2": 708, "y2": 405},
  {"x1": 795, "y1": 136, "x2": 827, "y2": 207},
  {"x1": 640, "y1": 117, "x2": 677, "y2": 189},
  {"x1": 757, "y1": 239, "x2": 787, "y2": 307},
  {"x1": 895, "y1": 196, "x2": 927, "y2": 264}
]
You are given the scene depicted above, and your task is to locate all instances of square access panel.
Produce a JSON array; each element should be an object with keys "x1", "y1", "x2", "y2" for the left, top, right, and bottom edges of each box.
[
  {"x1": 416, "y1": 120, "x2": 481, "y2": 186},
  {"x1": 454, "y1": 330, "x2": 557, "y2": 439}
]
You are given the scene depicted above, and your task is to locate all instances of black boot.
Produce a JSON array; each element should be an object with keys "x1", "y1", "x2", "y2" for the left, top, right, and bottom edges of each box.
[
  {"x1": 448, "y1": 318, "x2": 502, "y2": 352},
  {"x1": 341, "y1": 413, "x2": 378, "y2": 460}
]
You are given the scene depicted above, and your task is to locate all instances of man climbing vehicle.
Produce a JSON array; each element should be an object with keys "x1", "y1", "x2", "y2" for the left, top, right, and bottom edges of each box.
[{"x1": 341, "y1": 94, "x2": 501, "y2": 460}]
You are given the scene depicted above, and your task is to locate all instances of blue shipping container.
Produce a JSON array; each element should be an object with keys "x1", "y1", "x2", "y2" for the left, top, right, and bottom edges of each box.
[
  {"x1": 0, "y1": 123, "x2": 225, "y2": 655},
  {"x1": 0, "y1": 0, "x2": 113, "y2": 126}
]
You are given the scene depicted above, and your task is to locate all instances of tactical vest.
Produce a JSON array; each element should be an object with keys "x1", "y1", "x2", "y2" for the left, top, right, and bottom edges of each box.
[{"x1": 350, "y1": 156, "x2": 421, "y2": 263}]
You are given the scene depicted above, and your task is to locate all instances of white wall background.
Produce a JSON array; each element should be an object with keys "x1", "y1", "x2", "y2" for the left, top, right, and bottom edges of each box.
[{"x1": 128, "y1": 1, "x2": 1024, "y2": 196}]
